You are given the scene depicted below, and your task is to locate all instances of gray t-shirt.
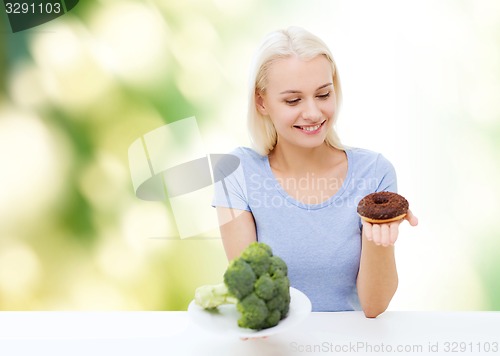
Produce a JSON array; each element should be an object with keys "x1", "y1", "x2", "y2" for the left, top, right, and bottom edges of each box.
[{"x1": 212, "y1": 146, "x2": 397, "y2": 312}]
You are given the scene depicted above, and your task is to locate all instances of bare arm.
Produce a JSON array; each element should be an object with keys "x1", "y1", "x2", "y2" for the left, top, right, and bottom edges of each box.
[
  {"x1": 216, "y1": 207, "x2": 257, "y2": 261},
  {"x1": 357, "y1": 210, "x2": 418, "y2": 318},
  {"x1": 357, "y1": 227, "x2": 398, "y2": 318}
]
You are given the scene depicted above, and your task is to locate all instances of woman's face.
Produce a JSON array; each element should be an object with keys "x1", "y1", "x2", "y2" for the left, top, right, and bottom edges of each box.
[{"x1": 256, "y1": 55, "x2": 336, "y2": 150}]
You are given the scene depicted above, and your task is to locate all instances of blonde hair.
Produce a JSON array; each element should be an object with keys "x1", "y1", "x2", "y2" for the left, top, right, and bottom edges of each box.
[{"x1": 247, "y1": 26, "x2": 343, "y2": 156}]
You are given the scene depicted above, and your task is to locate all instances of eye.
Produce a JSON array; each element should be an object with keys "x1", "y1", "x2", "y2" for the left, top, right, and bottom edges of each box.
[
  {"x1": 317, "y1": 92, "x2": 331, "y2": 100},
  {"x1": 285, "y1": 98, "x2": 301, "y2": 105}
]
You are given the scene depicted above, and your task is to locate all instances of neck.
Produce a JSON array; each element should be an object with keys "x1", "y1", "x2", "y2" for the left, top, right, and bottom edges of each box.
[{"x1": 269, "y1": 141, "x2": 340, "y2": 175}]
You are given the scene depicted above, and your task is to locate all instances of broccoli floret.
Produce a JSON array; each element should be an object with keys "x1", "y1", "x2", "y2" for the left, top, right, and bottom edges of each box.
[
  {"x1": 236, "y1": 293, "x2": 268, "y2": 329},
  {"x1": 269, "y1": 276, "x2": 291, "y2": 317},
  {"x1": 194, "y1": 242, "x2": 291, "y2": 330},
  {"x1": 269, "y1": 255, "x2": 288, "y2": 278},
  {"x1": 254, "y1": 273, "x2": 276, "y2": 301},
  {"x1": 224, "y1": 258, "x2": 256, "y2": 299},
  {"x1": 241, "y1": 242, "x2": 272, "y2": 277},
  {"x1": 263, "y1": 309, "x2": 281, "y2": 329}
]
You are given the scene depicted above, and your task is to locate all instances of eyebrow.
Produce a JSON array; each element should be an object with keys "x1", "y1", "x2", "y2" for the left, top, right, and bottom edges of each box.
[{"x1": 279, "y1": 82, "x2": 333, "y2": 95}]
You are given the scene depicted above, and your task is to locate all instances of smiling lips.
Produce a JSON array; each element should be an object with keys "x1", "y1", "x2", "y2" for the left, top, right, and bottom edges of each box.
[{"x1": 293, "y1": 120, "x2": 326, "y2": 133}]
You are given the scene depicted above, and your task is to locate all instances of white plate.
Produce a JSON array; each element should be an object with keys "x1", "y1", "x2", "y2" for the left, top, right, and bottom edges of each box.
[{"x1": 187, "y1": 287, "x2": 312, "y2": 338}]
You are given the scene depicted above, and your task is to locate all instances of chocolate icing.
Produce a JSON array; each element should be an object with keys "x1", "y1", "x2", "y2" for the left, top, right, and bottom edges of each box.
[{"x1": 357, "y1": 192, "x2": 409, "y2": 220}]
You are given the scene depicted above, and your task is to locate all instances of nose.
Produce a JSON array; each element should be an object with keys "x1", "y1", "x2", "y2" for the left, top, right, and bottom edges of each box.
[{"x1": 302, "y1": 99, "x2": 322, "y2": 121}]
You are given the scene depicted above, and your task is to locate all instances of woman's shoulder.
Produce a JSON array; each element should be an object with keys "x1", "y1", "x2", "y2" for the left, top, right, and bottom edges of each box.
[
  {"x1": 345, "y1": 146, "x2": 394, "y2": 170},
  {"x1": 226, "y1": 146, "x2": 266, "y2": 163},
  {"x1": 212, "y1": 146, "x2": 265, "y2": 175},
  {"x1": 345, "y1": 146, "x2": 384, "y2": 160}
]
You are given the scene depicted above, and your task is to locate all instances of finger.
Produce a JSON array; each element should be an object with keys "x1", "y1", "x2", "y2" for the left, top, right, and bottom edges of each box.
[
  {"x1": 389, "y1": 221, "x2": 400, "y2": 245},
  {"x1": 371, "y1": 223, "x2": 381, "y2": 245},
  {"x1": 380, "y1": 224, "x2": 391, "y2": 246},
  {"x1": 362, "y1": 221, "x2": 373, "y2": 241},
  {"x1": 405, "y1": 209, "x2": 419, "y2": 226},
  {"x1": 240, "y1": 336, "x2": 268, "y2": 341}
]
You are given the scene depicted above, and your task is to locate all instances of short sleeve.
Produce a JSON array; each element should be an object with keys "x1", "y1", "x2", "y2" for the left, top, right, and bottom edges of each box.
[
  {"x1": 374, "y1": 154, "x2": 398, "y2": 193},
  {"x1": 211, "y1": 149, "x2": 250, "y2": 211}
]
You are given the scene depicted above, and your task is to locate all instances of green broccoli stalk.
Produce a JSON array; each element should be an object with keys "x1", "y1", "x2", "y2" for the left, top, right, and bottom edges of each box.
[
  {"x1": 194, "y1": 242, "x2": 291, "y2": 330},
  {"x1": 194, "y1": 282, "x2": 237, "y2": 309}
]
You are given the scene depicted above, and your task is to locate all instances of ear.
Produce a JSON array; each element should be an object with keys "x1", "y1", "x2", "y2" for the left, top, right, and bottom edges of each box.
[{"x1": 255, "y1": 91, "x2": 268, "y2": 116}]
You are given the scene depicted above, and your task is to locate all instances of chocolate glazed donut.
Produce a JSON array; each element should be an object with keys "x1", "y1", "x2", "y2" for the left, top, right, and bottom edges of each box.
[{"x1": 357, "y1": 192, "x2": 409, "y2": 223}]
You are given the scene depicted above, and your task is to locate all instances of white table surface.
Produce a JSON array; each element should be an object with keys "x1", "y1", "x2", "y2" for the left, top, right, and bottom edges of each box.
[{"x1": 1, "y1": 311, "x2": 499, "y2": 355}]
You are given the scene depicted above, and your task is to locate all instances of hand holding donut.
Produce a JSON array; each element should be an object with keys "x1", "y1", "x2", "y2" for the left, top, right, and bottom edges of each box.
[{"x1": 357, "y1": 192, "x2": 418, "y2": 246}]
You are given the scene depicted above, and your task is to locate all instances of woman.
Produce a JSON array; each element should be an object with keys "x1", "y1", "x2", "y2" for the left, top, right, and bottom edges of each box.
[{"x1": 212, "y1": 26, "x2": 418, "y2": 317}]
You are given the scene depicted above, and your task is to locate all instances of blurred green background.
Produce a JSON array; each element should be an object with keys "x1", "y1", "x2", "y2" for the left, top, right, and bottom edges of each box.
[{"x1": 0, "y1": 0, "x2": 499, "y2": 310}]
